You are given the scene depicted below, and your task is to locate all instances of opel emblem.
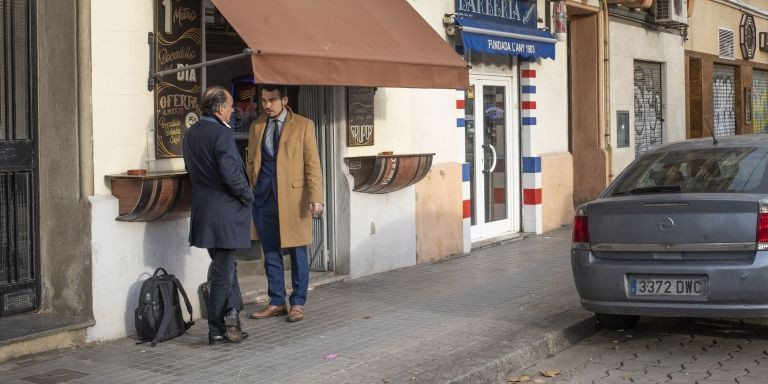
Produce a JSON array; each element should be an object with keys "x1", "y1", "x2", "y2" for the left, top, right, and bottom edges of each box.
[{"x1": 658, "y1": 217, "x2": 676, "y2": 233}]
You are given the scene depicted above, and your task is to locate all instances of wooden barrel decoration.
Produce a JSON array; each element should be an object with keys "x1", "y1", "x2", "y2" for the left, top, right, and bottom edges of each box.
[
  {"x1": 345, "y1": 153, "x2": 434, "y2": 194},
  {"x1": 107, "y1": 171, "x2": 192, "y2": 222}
]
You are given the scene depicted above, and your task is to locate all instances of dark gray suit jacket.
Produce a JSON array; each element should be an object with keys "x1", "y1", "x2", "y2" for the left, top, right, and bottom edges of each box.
[{"x1": 183, "y1": 115, "x2": 253, "y2": 249}]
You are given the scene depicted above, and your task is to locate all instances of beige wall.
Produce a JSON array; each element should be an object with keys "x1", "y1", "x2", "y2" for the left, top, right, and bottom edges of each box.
[
  {"x1": 609, "y1": 20, "x2": 685, "y2": 173},
  {"x1": 415, "y1": 163, "x2": 463, "y2": 263},
  {"x1": 686, "y1": 0, "x2": 768, "y2": 63},
  {"x1": 541, "y1": 152, "x2": 574, "y2": 232}
]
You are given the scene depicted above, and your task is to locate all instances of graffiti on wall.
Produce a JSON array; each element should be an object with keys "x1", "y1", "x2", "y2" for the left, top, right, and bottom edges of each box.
[
  {"x1": 753, "y1": 70, "x2": 768, "y2": 133},
  {"x1": 713, "y1": 65, "x2": 736, "y2": 137},
  {"x1": 633, "y1": 62, "x2": 663, "y2": 157}
]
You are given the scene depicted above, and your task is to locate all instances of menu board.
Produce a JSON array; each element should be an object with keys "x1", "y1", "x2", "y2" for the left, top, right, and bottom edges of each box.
[
  {"x1": 154, "y1": 0, "x2": 202, "y2": 158},
  {"x1": 347, "y1": 87, "x2": 375, "y2": 147}
]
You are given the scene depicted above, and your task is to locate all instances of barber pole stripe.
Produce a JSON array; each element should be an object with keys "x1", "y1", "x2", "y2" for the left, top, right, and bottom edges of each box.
[
  {"x1": 521, "y1": 69, "x2": 536, "y2": 79},
  {"x1": 520, "y1": 61, "x2": 542, "y2": 234},
  {"x1": 458, "y1": 89, "x2": 472, "y2": 253}
]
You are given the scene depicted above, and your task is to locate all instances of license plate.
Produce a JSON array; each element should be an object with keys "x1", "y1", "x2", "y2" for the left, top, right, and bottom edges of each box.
[{"x1": 629, "y1": 276, "x2": 706, "y2": 296}]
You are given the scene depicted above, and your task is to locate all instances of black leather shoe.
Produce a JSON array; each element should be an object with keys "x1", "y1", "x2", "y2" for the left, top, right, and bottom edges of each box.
[
  {"x1": 209, "y1": 331, "x2": 248, "y2": 345},
  {"x1": 223, "y1": 308, "x2": 244, "y2": 342},
  {"x1": 225, "y1": 308, "x2": 239, "y2": 327}
]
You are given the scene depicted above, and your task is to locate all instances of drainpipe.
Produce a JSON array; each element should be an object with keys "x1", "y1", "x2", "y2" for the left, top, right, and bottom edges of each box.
[{"x1": 600, "y1": 0, "x2": 614, "y2": 180}]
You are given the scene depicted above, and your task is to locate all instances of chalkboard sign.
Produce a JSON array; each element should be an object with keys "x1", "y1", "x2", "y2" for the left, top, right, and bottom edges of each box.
[
  {"x1": 154, "y1": 0, "x2": 202, "y2": 158},
  {"x1": 347, "y1": 87, "x2": 375, "y2": 147}
]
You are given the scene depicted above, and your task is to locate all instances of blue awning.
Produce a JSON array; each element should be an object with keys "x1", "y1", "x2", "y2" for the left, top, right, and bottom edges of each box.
[{"x1": 456, "y1": 16, "x2": 556, "y2": 60}]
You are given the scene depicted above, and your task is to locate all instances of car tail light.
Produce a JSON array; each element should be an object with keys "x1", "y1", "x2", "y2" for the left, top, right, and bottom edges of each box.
[
  {"x1": 758, "y1": 200, "x2": 768, "y2": 250},
  {"x1": 572, "y1": 207, "x2": 590, "y2": 250}
]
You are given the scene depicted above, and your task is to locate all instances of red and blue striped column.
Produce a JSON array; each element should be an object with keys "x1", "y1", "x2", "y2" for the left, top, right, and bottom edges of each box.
[
  {"x1": 457, "y1": 90, "x2": 472, "y2": 253},
  {"x1": 521, "y1": 62, "x2": 542, "y2": 234}
]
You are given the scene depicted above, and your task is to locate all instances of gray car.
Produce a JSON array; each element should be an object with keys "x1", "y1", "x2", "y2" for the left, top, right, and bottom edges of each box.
[{"x1": 571, "y1": 134, "x2": 768, "y2": 329}]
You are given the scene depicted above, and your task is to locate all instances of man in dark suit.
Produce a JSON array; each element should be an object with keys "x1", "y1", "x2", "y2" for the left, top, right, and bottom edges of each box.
[
  {"x1": 183, "y1": 86, "x2": 253, "y2": 344},
  {"x1": 246, "y1": 84, "x2": 323, "y2": 322}
]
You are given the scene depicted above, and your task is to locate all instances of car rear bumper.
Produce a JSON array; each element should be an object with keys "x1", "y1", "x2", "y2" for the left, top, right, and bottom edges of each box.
[{"x1": 571, "y1": 249, "x2": 768, "y2": 318}]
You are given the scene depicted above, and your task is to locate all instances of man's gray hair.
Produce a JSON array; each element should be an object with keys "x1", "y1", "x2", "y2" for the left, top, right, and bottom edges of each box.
[{"x1": 202, "y1": 86, "x2": 231, "y2": 116}]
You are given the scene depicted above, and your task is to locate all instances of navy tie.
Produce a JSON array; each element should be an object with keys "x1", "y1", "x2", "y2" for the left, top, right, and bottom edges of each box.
[{"x1": 265, "y1": 119, "x2": 279, "y2": 156}]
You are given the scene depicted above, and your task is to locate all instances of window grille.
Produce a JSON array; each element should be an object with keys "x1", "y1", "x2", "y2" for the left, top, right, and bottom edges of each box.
[{"x1": 718, "y1": 28, "x2": 735, "y2": 59}]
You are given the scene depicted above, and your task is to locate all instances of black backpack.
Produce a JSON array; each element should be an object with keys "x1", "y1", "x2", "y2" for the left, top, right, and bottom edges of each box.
[{"x1": 134, "y1": 268, "x2": 194, "y2": 346}]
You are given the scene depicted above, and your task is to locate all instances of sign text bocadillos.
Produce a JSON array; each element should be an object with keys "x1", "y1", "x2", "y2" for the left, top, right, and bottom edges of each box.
[{"x1": 154, "y1": 0, "x2": 202, "y2": 158}]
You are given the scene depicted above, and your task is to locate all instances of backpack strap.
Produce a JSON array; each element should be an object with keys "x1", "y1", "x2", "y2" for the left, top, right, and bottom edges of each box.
[
  {"x1": 153, "y1": 267, "x2": 168, "y2": 278},
  {"x1": 151, "y1": 283, "x2": 173, "y2": 347},
  {"x1": 172, "y1": 276, "x2": 195, "y2": 329}
]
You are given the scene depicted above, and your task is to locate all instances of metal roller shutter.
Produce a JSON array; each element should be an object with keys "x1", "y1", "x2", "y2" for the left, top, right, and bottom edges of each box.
[
  {"x1": 633, "y1": 61, "x2": 663, "y2": 157},
  {"x1": 753, "y1": 69, "x2": 768, "y2": 133},
  {"x1": 713, "y1": 64, "x2": 736, "y2": 137}
]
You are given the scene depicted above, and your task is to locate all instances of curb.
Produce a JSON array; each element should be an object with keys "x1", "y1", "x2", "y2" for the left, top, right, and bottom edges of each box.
[{"x1": 447, "y1": 313, "x2": 596, "y2": 384}]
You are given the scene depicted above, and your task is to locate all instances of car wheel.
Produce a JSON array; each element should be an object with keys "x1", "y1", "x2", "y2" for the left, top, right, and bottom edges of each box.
[{"x1": 595, "y1": 313, "x2": 639, "y2": 330}]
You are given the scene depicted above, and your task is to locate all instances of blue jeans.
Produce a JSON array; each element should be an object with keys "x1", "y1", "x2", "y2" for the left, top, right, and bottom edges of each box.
[
  {"x1": 206, "y1": 248, "x2": 242, "y2": 336},
  {"x1": 252, "y1": 192, "x2": 309, "y2": 306}
]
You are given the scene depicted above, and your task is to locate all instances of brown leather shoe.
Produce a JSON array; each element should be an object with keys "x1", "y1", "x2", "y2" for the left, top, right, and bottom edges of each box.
[
  {"x1": 250, "y1": 304, "x2": 288, "y2": 319},
  {"x1": 287, "y1": 305, "x2": 304, "y2": 322}
]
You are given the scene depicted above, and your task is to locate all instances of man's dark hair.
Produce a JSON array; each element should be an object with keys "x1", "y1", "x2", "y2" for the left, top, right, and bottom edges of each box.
[
  {"x1": 261, "y1": 84, "x2": 288, "y2": 99},
  {"x1": 201, "y1": 86, "x2": 231, "y2": 116}
]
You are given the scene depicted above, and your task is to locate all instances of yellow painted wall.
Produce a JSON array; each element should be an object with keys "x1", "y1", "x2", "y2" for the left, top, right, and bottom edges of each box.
[{"x1": 686, "y1": 0, "x2": 768, "y2": 64}]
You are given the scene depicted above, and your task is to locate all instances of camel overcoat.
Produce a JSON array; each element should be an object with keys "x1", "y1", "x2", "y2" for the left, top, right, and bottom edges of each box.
[{"x1": 246, "y1": 107, "x2": 323, "y2": 248}]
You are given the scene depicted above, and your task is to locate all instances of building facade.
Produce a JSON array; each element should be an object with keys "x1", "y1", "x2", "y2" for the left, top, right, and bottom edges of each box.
[
  {"x1": 685, "y1": 0, "x2": 768, "y2": 140},
  {"x1": 0, "y1": 0, "x2": 581, "y2": 360}
]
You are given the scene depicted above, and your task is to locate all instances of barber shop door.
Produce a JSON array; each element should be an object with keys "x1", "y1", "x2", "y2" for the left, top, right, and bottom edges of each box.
[
  {"x1": 298, "y1": 86, "x2": 334, "y2": 271},
  {"x1": 464, "y1": 76, "x2": 520, "y2": 240},
  {"x1": 0, "y1": 0, "x2": 39, "y2": 317}
]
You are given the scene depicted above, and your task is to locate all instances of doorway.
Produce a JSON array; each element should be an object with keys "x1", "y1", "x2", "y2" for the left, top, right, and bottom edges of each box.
[
  {"x1": 464, "y1": 75, "x2": 520, "y2": 240},
  {"x1": 0, "y1": 0, "x2": 39, "y2": 317},
  {"x1": 568, "y1": 10, "x2": 608, "y2": 206}
]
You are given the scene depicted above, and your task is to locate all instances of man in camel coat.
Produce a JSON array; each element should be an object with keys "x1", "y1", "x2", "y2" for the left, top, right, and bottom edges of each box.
[{"x1": 247, "y1": 84, "x2": 323, "y2": 322}]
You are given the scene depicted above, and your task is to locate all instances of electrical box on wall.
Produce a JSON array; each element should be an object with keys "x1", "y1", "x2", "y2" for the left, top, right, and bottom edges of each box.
[{"x1": 617, "y1": 111, "x2": 630, "y2": 148}]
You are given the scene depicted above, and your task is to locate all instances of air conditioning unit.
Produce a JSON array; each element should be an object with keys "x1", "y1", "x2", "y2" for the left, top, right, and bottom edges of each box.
[{"x1": 655, "y1": 0, "x2": 688, "y2": 26}]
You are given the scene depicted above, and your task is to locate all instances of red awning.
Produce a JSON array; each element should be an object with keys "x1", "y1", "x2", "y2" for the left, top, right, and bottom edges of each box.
[{"x1": 211, "y1": 0, "x2": 469, "y2": 89}]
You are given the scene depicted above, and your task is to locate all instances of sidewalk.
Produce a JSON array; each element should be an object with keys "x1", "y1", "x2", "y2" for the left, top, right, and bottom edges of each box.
[{"x1": 0, "y1": 229, "x2": 595, "y2": 384}]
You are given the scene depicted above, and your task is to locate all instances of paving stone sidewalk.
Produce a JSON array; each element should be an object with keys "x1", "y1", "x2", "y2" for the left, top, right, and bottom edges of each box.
[
  {"x1": 521, "y1": 317, "x2": 768, "y2": 384},
  {"x1": 0, "y1": 229, "x2": 595, "y2": 384}
]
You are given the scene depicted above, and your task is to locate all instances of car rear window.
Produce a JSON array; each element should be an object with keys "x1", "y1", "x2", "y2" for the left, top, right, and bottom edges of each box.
[{"x1": 609, "y1": 147, "x2": 768, "y2": 195}]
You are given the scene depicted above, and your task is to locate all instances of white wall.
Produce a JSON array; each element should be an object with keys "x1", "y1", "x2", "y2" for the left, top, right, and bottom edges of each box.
[
  {"x1": 91, "y1": 1, "x2": 184, "y2": 197},
  {"x1": 88, "y1": 1, "x2": 206, "y2": 341},
  {"x1": 87, "y1": 196, "x2": 209, "y2": 342},
  {"x1": 341, "y1": 87, "x2": 458, "y2": 278},
  {"x1": 535, "y1": 42, "x2": 570, "y2": 156},
  {"x1": 343, "y1": 0, "x2": 459, "y2": 279},
  {"x1": 610, "y1": 22, "x2": 685, "y2": 173}
]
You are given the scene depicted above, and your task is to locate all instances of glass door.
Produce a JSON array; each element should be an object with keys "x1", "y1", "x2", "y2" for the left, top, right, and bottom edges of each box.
[{"x1": 465, "y1": 76, "x2": 519, "y2": 240}]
